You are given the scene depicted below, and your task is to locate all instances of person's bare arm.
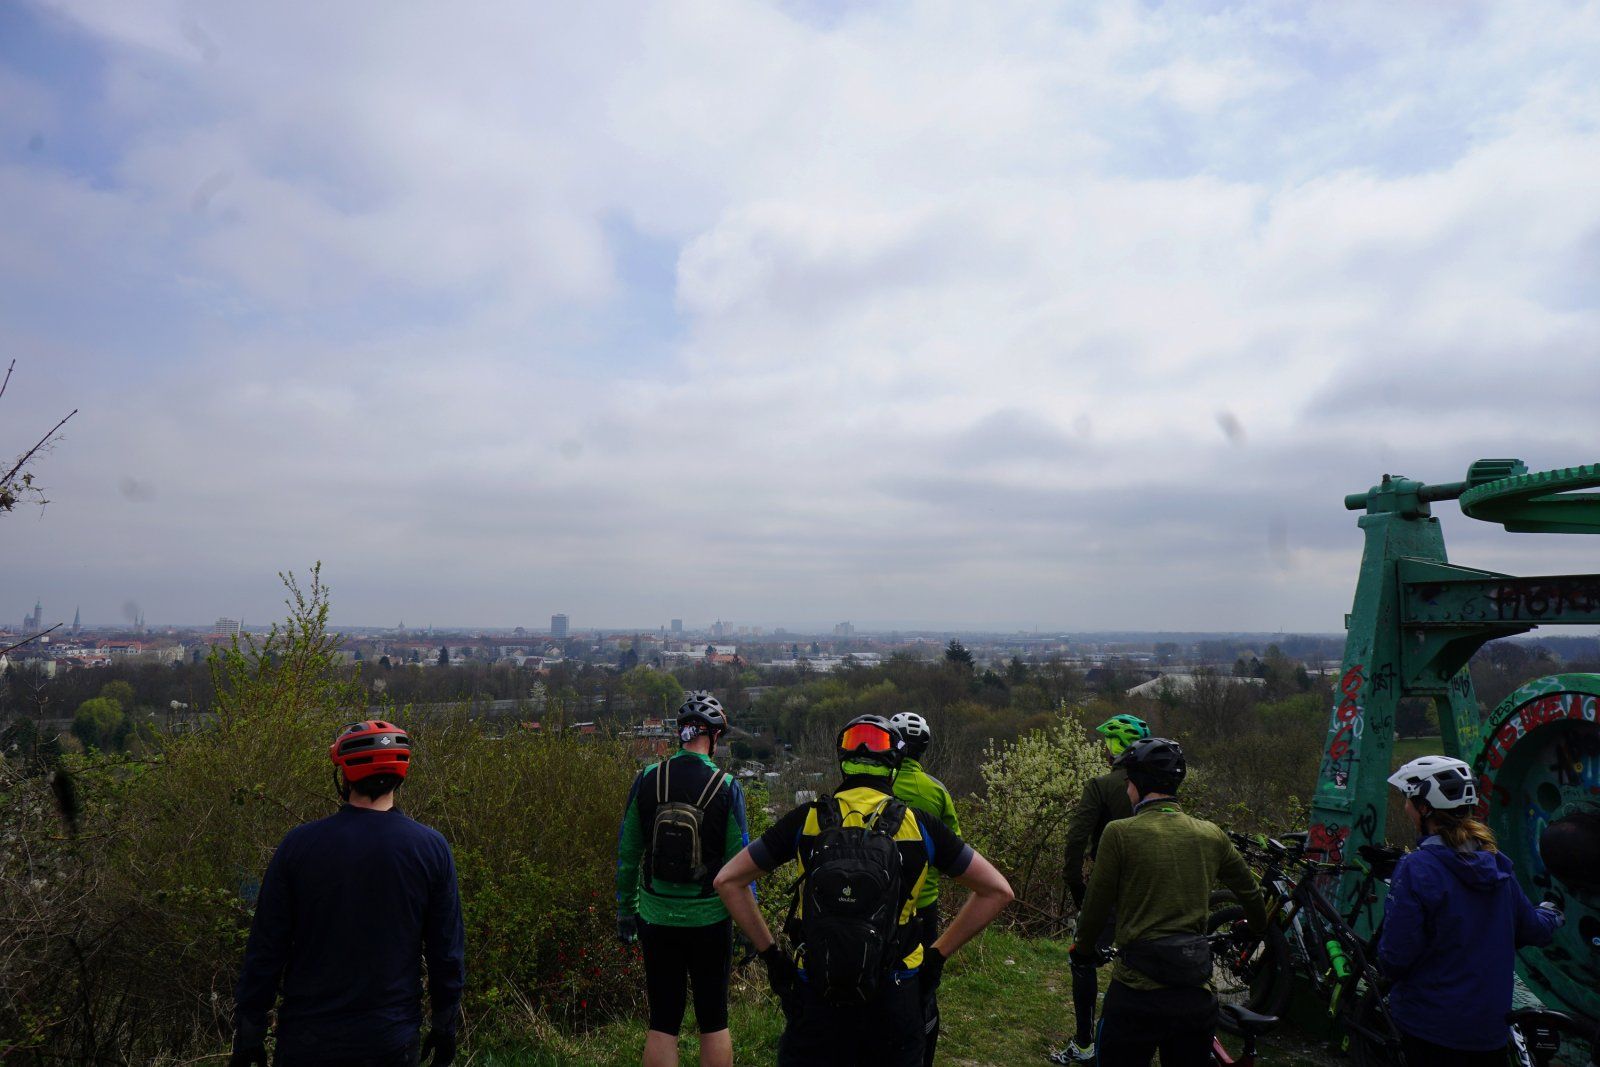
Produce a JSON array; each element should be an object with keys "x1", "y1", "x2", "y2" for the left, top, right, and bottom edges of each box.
[
  {"x1": 713, "y1": 847, "x2": 777, "y2": 950},
  {"x1": 931, "y1": 850, "x2": 1014, "y2": 958}
]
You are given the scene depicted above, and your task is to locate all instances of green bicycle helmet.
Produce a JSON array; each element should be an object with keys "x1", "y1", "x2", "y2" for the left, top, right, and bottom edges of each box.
[{"x1": 1095, "y1": 713, "x2": 1150, "y2": 756}]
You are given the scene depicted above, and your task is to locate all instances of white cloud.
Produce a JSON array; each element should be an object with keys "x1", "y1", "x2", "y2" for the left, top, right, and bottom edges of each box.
[{"x1": 7, "y1": 0, "x2": 1600, "y2": 630}]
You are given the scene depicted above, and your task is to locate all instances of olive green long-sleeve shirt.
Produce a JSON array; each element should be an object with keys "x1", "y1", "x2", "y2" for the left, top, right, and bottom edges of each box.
[
  {"x1": 1075, "y1": 799, "x2": 1267, "y2": 991},
  {"x1": 1062, "y1": 766, "x2": 1132, "y2": 891}
]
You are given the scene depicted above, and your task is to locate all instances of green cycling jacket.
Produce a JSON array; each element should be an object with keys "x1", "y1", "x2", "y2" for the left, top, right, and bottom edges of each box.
[
  {"x1": 615, "y1": 750, "x2": 749, "y2": 927},
  {"x1": 845, "y1": 757, "x2": 961, "y2": 910}
]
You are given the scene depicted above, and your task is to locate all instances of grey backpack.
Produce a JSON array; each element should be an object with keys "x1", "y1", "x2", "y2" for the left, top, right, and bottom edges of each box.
[{"x1": 645, "y1": 759, "x2": 727, "y2": 894}]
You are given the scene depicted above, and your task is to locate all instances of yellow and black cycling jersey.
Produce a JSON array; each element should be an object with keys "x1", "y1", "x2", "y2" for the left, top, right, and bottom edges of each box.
[{"x1": 748, "y1": 773, "x2": 973, "y2": 971}]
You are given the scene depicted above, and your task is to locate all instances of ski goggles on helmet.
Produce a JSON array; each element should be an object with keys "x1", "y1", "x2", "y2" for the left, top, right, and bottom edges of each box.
[{"x1": 839, "y1": 722, "x2": 895, "y2": 753}]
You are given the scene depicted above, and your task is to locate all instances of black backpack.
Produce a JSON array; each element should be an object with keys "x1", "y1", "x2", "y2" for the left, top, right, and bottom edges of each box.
[
  {"x1": 645, "y1": 758, "x2": 727, "y2": 894},
  {"x1": 792, "y1": 793, "x2": 909, "y2": 1004}
]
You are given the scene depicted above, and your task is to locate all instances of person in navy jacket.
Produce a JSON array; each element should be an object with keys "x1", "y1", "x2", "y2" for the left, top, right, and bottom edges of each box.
[
  {"x1": 1379, "y1": 755, "x2": 1563, "y2": 1067},
  {"x1": 231, "y1": 721, "x2": 465, "y2": 1067}
]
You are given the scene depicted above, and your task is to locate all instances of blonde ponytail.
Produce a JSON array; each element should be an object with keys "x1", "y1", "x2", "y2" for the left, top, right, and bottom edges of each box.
[{"x1": 1432, "y1": 809, "x2": 1498, "y2": 853}]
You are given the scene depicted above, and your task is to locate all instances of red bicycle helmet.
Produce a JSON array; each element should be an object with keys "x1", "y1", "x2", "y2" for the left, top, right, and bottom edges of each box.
[{"x1": 329, "y1": 720, "x2": 412, "y2": 781}]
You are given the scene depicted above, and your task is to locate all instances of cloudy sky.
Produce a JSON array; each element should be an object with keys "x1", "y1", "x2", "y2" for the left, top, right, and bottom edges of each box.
[{"x1": 4, "y1": 0, "x2": 1600, "y2": 633}]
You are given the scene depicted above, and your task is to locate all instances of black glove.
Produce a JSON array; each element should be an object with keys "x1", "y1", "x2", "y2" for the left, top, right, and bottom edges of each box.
[
  {"x1": 617, "y1": 914, "x2": 639, "y2": 944},
  {"x1": 760, "y1": 944, "x2": 797, "y2": 998},
  {"x1": 1067, "y1": 881, "x2": 1086, "y2": 909},
  {"x1": 1069, "y1": 942, "x2": 1104, "y2": 969},
  {"x1": 919, "y1": 945, "x2": 947, "y2": 995},
  {"x1": 228, "y1": 1041, "x2": 268, "y2": 1067},
  {"x1": 421, "y1": 1027, "x2": 457, "y2": 1066},
  {"x1": 1538, "y1": 900, "x2": 1566, "y2": 928}
]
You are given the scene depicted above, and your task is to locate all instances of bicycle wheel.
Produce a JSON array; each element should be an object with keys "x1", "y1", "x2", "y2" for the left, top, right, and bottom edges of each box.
[
  {"x1": 1206, "y1": 903, "x2": 1291, "y2": 1027},
  {"x1": 1344, "y1": 983, "x2": 1405, "y2": 1067}
]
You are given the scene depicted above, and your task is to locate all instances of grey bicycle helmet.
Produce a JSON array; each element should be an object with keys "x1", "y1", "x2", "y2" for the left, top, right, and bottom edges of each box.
[{"x1": 676, "y1": 691, "x2": 728, "y2": 738}]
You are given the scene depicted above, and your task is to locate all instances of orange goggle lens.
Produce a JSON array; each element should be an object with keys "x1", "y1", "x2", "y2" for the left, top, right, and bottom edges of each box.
[{"x1": 840, "y1": 723, "x2": 894, "y2": 753}]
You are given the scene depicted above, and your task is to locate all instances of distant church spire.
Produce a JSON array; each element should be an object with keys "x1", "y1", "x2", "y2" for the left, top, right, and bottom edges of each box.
[{"x1": 72, "y1": 606, "x2": 80, "y2": 633}]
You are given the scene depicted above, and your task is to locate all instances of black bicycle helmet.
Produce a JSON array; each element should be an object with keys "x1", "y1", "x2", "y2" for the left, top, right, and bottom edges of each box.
[
  {"x1": 1115, "y1": 736, "x2": 1187, "y2": 794},
  {"x1": 676, "y1": 691, "x2": 728, "y2": 738},
  {"x1": 837, "y1": 714, "x2": 905, "y2": 769}
]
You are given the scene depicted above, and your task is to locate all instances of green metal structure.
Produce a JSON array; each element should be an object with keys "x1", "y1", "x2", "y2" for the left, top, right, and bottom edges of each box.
[{"x1": 1309, "y1": 459, "x2": 1600, "y2": 1024}]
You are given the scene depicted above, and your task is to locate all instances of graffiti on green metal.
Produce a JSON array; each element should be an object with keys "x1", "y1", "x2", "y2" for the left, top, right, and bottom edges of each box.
[
  {"x1": 1471, "y1": 677, "x2": 1600, "y2": 1023},
  {"x1": 1479, "y1": 691, "x2": 1600, "y2": 783},
  {"x1": 1324, "y1": 664, "x2": 1366, "y2": 785}
]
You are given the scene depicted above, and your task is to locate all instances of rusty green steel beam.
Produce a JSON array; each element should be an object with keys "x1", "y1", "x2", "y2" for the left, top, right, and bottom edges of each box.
[{"x1": 1400, "y1": 561, "x2": 1600, "y2": 627}]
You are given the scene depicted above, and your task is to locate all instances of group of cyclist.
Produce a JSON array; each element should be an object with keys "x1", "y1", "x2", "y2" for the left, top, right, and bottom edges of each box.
[
  {"x1": 618, "y1": 693, "x2": 1012, "y2": 1066},
  {"x1": 225, "y1": 697, "x2": 1582, "y2": 1067}
]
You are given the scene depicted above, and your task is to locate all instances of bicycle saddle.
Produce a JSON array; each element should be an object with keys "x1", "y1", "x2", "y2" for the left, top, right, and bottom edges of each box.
[
  {"x1": 1506, "y1": 1007, "x2": 1575, "y2": 1026},
  {"x1": 1358, "y1": 843, "x2": 1403, "y2": 879},
  {"x1": 1219, "y1": 1004, "x2": 1279, "y2": 1036}
]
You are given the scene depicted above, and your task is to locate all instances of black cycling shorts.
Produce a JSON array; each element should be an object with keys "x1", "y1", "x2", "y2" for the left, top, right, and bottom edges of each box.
[
  {"x1": 1096, "y1": 979, "x2": 1217, "y2": 1067},
  {"x1": 639, "y1": 918, "x2": 732, "y2": 1035}
]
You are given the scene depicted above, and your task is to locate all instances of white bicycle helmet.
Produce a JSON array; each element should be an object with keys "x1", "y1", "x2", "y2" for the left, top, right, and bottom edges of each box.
[
  {"x1": 888, "y1": 712, "x2": 931, "y2": 759},
  {"x1": 1387, "y1": 755, "x2": 1477, "y2": 810}
]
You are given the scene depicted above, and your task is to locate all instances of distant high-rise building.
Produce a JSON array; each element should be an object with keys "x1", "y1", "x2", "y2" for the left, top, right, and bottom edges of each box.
[
  {"x1": 711, "y1": 619, "x2": 726, "y2": 640},
  {"x1": 551, "y1": 613, "x2": 569, "y2": 639},
  {"x1": 215, "y1": 617, "x2": 241, "y2": 637},
  {"x1": 833, "y1": 621, "x2": 855, "y2": 638},
  {"x1": 671, "y1": 618, "x2": 683, "y2": 633}
]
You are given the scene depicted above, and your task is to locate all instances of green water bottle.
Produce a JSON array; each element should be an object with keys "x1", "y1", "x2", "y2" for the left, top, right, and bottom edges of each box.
[{"x1": 1325, "y1": 938, "x2": 1351, "y2": 980}]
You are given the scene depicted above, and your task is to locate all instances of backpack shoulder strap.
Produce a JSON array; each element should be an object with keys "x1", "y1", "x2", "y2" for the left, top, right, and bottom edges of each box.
[
  {"x1": 657, "y1": 756, "x2": 671, "y2": 805},
  {"x1": 690, "y1": 766, "x2": 726, "y2": 811},
  {"x1": 873, "y1": 797, "x2": 908, "y2": 837},
  {"x1": 814, "y1": 792, "x2": 841, "y2": 832}
]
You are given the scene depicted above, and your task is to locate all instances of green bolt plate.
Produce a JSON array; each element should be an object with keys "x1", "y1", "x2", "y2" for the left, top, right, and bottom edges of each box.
[{"x1": 1472, "y1": 674, "x2": 1600, "y2": 1026}]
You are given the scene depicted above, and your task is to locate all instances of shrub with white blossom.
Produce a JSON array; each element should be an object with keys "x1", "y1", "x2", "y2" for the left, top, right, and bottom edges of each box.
[{"x1": 966, "y1": 709, "x2": 1106, "y2": 928}]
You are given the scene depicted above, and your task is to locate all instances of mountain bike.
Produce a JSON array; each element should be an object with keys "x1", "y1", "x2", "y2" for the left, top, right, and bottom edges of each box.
[
  {"x1": 1206, "y1": 835, "x2": 1403, "y2": 1064},
  {"x1": 1207, "y1": 830, "x2": 1399, "y2": 1023}
]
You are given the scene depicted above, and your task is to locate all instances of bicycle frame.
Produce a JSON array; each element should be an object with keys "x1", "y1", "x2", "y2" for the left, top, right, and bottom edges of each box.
[
  {"x1": 1210, "y1": 1032, "x2": 1258, "y2": 1066},
  {"x1": 1226, "y1": 833, "x2": 1403, "y2": 1058}
]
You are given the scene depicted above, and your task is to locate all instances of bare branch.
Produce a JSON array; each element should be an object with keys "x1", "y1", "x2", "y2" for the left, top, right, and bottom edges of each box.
[
  {"x1": 0, "y1": 359, "x2": 13, "y2": 401},
  {"x1": 1, "y1": 622, "x2": 63, "y2": 657},
  {"x1": 2, "y1": 408, "x2": 77, "y2": 488}
]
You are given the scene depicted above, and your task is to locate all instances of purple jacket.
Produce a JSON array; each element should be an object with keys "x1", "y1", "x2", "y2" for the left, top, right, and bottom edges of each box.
[{"x1": 1378, "y1": 836, "x2": 1559, "y2": 1051}]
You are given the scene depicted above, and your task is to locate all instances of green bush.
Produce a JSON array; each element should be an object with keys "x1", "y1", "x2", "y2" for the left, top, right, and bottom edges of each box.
[
  {"x1": 965, "y1": 709, "x2": 1104, "y2": 928},
  {"x1": 0, "y1": 567, "x2": 643, "y2": 1062}
]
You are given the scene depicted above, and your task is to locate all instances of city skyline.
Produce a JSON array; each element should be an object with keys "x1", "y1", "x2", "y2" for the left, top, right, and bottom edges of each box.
[
  {"x1": 6, "y1": 3, "x2": 1600, "y2": 631},
  {"x1": 12, "y1": 593, "x2": 1365, "y2": 640}
]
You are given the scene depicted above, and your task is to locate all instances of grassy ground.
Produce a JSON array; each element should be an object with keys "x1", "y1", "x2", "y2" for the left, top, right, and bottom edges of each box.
[
  {"x1": 473, "y1": 929, "x2": 1338, "y2": 1066},
  {"x1": 470, "y1": 743, "x2": 1453, "y2": 1064}
]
